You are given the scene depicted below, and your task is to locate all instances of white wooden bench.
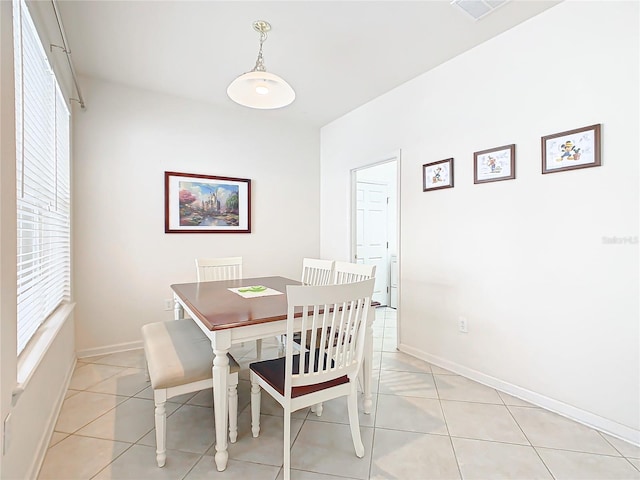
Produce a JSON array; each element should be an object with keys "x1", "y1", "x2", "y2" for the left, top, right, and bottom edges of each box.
[{"x1": 142, "y1": 320, "x2": 240, "y2": 467}]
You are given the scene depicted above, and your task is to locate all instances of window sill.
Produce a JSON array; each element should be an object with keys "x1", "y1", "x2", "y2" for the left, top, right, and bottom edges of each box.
[{"x1": 14, "y1": 303, "x2": 76, "y2": 406}]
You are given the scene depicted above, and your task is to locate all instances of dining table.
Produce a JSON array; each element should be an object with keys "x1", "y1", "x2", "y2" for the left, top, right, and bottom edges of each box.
[{"x1": 171, "y1": 275, "x2": 376, "y2": 472}]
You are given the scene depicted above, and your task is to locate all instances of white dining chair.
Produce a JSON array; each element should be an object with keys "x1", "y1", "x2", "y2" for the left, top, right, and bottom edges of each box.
[
  {"x1": 195, "y1": 256, "x2": 243, "y2": 282},
  {"x1": 249, "y1": 279, "x2": 375, "y2": 480},
  {"x1": 309, "y1": 260, "x2": 377, "y2": 416},
  {"x1": 280, "y1": 258, "x2": 335, "y2": 353},
  {"x1": 333, "y1": 260, "x2": 376, "y2": 285},
  {"x1": 142, "y1": 320, "x2": 240, "y2": 467},
  {"x1": 195, "y1": 256, "x2": 263, "y2": 359},
  {"x1": 301, "y1": 258, "x2": 334, "y2": 286}
]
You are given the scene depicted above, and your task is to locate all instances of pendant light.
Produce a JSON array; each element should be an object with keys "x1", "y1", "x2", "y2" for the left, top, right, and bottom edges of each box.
[{"x1": 227, "y1": 20, "x2": 295, "y2": 109}]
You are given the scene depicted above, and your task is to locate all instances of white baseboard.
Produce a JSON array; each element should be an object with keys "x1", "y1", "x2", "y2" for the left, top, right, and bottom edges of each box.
[
  {"x1": 399, "y1": 342, "x2": 640, "y2": 448},
  {"x1": 76, "y1": 340, "x2": 143, "y2": 359},
  {"x1": 30, "y1": 355, "x2": 77, "y2": 480},
  {"x1": 29, "y1": 341, "x2": 143, "y2": 478}
]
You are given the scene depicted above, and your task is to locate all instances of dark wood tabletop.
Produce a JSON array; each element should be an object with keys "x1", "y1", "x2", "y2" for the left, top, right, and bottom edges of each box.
[{"x1": 171, "y1": 276, "x2": 301, "y2": 331}]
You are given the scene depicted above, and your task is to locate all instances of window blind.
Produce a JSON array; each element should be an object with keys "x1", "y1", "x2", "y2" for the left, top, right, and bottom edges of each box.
[{"x1": 13, "y1": 0, "x2": 71, "y2": 355}]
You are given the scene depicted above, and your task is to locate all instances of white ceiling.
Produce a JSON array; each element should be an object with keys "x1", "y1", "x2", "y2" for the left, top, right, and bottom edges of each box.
[{"x1": 49, "y1": 0, "x2": 560, "y2": 128}]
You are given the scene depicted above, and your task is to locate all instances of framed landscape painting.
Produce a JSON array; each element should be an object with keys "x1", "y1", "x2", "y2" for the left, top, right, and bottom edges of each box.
[{"x1": 164, "y1": 171, "x2": 251, "y2": 233}]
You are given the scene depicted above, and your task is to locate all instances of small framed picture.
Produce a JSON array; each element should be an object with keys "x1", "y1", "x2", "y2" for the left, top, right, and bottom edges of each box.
[
  {"x1": 423, "y1": 158, "x2": 454, "y2": 192},
  {"x1": 542, "y1": 124, "x2": 601, "y2": 174},
  {"x1": 474, "y1": 144, "x2": 516, "y2": 184},
  {"x1": 164, "y1": 171, "x2": 251, "y2": 233}
]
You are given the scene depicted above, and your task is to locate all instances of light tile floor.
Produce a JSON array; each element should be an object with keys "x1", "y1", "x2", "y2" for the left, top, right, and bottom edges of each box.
[{"x1": 38, "y1": 308, "x2": 640, "y2": 480}]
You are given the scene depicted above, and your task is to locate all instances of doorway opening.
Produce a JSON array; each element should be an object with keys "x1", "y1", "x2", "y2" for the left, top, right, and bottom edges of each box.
[{"x1": 351, "y1": 152, "x2": 400, "y2": 337}]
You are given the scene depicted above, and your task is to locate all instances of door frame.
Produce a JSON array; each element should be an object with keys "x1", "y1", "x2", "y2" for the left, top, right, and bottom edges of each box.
[{"x1": 350, "y1": 150, "x2": 401, "y2": 336}]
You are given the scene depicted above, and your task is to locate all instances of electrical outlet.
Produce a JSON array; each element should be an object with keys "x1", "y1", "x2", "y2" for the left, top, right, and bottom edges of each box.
[
  {"x1": 458, "y1": 316, "x2": 468, "y2": 333},
  {"x1": 163, "y1": 299, "x2": 173, "y2": 311}
]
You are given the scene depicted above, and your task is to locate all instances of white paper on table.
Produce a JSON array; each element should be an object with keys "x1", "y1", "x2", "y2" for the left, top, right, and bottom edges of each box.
[{"x1": 227, "y1": 285, "x2": 284, "y2": 299}]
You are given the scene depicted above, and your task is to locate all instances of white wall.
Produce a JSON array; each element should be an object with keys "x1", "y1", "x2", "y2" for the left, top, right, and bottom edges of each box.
[
  {"x1": 320, "y1": 0, "x2": 639, "y2": 443},
  {"x1": 0, "y1": 319, "x2": 76, "y2": 480},
  {"x1": 0, "y1": 2, "x2": 16, "y2": 473},
  {"x1": 73, "y1": 77, "x2": 320, "y2": 354}
]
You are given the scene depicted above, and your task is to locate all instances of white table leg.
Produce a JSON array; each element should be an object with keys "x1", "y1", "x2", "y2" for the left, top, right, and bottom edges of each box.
[
  {"x1": 212, "y1": 331, "x2": 231, "y2": 471},
  {"x1": 362, "y1": 305, "x2": 375, "y2": 414},
  {"x1": 173, "y1": 294, "x2": 184, "y2": 320}
]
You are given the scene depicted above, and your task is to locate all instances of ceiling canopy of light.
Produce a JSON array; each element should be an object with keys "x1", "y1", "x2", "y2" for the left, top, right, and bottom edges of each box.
[{"x1": 227, "y1": 20, "x2": 295, "y2": 110}]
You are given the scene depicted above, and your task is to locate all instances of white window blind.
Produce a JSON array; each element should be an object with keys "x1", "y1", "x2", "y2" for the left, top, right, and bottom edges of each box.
[{"x1": 13, "y1": 0, "x2": 71, "y2": 355}]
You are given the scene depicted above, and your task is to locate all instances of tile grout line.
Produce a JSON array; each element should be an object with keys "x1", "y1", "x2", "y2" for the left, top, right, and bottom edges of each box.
[
  {"x1": 367, "y1": 363, "x2": 383, "y2": 479},
  {"x1": 82, "y1": 357, "x2": 152, "y2": 480},
  {"x1": 432, "y1": 363, "x2": 465, "y2": 480},
  {"x1": 88, "y1": 441, "x2": 136, "y2": 480},
  {"x1": 596, "y1": 429, "x2": 640, "y2": 468},
  {"x1": 63, "y1": 356, "x2": 201, "y2": 479}
]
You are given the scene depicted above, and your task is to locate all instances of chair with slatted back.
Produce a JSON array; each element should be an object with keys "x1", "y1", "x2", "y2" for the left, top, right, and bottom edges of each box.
[
  {"x1": 308, "y1": 260, "x2": 377, "y2": 416},
  {"x1": 282, "y1": 258, "x2": 335, "y2": 353},
  {"x1": 249, "y1": 279, "x2": 375, "y2": 480},
  {"x1": 195, "y1": 257, "x2": 263, "y2": 359},
  {"x1": 333, "y1": 260, "x2": 376, "y2": 285},
  {"x1": 195, "y1": 256, "x2": 243, "y2": 282},
  {"x1": 301, "y1": 258, "x2": 334, "y2": 286}
]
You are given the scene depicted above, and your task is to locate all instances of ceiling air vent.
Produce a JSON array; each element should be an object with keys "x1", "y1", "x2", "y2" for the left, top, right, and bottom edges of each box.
[{"x1": 450, "y1": 0, "x2": 509, "y2": 21}]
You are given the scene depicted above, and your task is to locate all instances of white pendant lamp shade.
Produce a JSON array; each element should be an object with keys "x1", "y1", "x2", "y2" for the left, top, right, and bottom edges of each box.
[
  {"x1": 227, "y1": 71, "x2": 295, "y2": 109},
  {"x1": 227, "y1": 20, "x2": 295, "y2": 110}
]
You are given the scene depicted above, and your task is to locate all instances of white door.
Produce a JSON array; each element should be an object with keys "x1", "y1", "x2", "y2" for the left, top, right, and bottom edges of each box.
[{"x1": 356, "y1": 181, "x2": 388, "y2": 305}]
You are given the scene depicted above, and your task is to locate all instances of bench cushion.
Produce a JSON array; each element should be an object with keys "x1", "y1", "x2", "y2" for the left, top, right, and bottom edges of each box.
[{"x1": 142, "y1": 320, "x2": 239, "y2": 390}]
